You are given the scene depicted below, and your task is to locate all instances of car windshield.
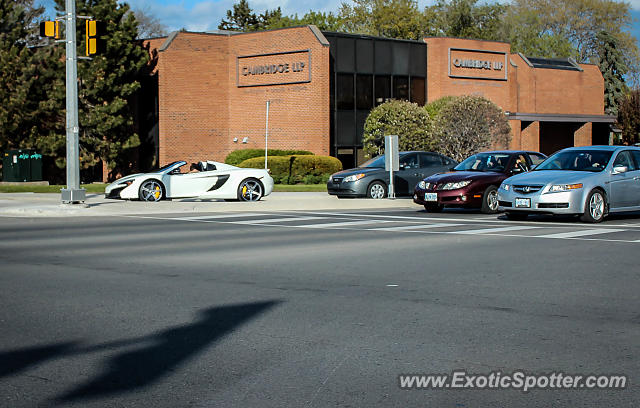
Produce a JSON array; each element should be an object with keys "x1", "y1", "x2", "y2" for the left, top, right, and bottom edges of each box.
[
  {"x1": 156, "y1": 161, "x2": 183, "y2": 172},
  {"x1": 534, "y1": 150, "x2": 613, "y2": 172},
  {"x1": 454, "y1": 153, "x2": 511, "y2": 172},
  {"x1": 360, "y1": 155, "x2": 386, "y2": 168},
  {"x1": 360, "y1": 153, "x2": 415, "y2": 168}
]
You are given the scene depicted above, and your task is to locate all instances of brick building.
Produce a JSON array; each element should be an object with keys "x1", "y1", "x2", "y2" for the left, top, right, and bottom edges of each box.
[{"x1": 135, "y1": 26, "x2": 614, "y2": 172}]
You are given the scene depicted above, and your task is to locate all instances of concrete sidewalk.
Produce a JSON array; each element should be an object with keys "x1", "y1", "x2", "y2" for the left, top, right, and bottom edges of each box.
[{"x1": 0, "y1": 192, "x2": 417, "y2": 217}]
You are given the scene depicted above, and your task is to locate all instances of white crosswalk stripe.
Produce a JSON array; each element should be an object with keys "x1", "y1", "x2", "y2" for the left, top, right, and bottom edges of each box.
[
  {"x1": 300, "y1": 220, "x2": 394, "y2": 229},
  {"x1": 536, "y1": 228, "x2": 624, "y2": 239},
  {"x1": 179, "y1": 213, "x2": 268, "y2": 220},
  {"x1": 234, "y1": 216, "x2": 325, "y2": 224},
  {"x1": 369, "y1": 223, "x2": 464, "y2": 231},
  {"x1": 453, "y1": 225, "x2": 541, "y2": 235}
]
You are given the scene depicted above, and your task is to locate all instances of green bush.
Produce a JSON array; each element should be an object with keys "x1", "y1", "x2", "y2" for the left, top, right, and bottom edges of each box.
[
  {"x1": 238, "y1": 155, "x2": 341, "y2": 184},
  {"x1": 432, "y1": 95, "x2": 511, "y2": 161},
  {"x1": 225, "y1": 149, "x2": 314, "y2": 166},
  {"x1": 362, "y1": 100, "x2": 435, "y2": 158}
]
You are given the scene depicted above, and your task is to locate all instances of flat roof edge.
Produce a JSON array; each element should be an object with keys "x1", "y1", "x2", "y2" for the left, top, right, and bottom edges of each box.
[{"x1": 507, "y1": 112, "x2": 617, "y2": 123}]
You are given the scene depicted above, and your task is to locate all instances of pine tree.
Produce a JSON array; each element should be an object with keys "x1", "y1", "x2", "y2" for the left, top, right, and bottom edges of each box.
[
  {"x1": 52, "y1": 0, "x2": 149, "y2": 179},
  {"x1": 596, "y1": 30, "x2": 628, "y2": 116},
  {"x1": 0, "y1": 0, "x2": 44, "y2": 153}
]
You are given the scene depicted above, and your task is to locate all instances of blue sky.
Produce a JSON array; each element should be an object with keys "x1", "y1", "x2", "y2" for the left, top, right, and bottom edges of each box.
[{"x1": 39, "y1": 0, "x2": 640, "y2": 46}]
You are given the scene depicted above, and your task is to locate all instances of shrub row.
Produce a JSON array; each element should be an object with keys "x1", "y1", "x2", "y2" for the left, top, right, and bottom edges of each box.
[
  {"x1": 225, "y1": 149, "x2": 314, "y2": 166},
  {"x1": 238, "y1": 155, "x2": 342, "y2": 184}
]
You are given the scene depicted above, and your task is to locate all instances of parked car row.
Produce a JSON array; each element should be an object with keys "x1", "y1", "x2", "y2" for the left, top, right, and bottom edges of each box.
[{"x1": 328, "y1": 145, "x2": 640, "y2": 223}]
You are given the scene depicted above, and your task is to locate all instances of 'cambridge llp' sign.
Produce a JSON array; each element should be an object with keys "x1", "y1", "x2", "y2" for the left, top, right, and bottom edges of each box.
[
  {"x1": 449, "y1": 48, "x2": 508, "y2": 81},
  {"x1": 237, "y1": 50, "x2": 311, "y2": 87}
]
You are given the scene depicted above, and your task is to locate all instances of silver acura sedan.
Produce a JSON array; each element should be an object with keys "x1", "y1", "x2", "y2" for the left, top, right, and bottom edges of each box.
[{"x1": 498, "y1": 145, "x2": 640, "y2": 222}]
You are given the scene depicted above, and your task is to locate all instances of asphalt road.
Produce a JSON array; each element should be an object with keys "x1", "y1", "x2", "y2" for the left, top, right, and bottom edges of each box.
[{"x1": 1, "y1": 208, "x2": 639, "y2": 407}]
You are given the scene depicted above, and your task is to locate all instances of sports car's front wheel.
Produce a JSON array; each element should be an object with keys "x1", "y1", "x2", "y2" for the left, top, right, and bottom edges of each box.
[
  {"x1": 138, "y1": 180, "x2": 164, "y2": 202},
  {"x1": 238, "y1": 178, "x2": 264, "y2": 201}
]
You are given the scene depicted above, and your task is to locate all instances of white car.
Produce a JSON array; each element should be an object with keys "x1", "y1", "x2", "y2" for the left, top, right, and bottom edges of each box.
[{"x1": 105, "y1": 160, "x2": 274, "y2": 202}]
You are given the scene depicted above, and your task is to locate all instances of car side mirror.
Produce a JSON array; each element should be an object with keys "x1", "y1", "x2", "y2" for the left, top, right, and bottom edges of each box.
[{"x1": 613, "y1": 165, "x2": 628, "y2": 174}]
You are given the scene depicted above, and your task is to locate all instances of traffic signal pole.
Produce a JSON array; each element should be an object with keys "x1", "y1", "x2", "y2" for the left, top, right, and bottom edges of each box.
[{"x1": 60, "y1": 0, "x2": 86, "y2": 204}]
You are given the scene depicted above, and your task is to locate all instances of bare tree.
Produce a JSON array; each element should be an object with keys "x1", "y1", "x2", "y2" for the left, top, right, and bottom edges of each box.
[{"x1": 130, "y1": 5, "x2": 168, "y2": 39}]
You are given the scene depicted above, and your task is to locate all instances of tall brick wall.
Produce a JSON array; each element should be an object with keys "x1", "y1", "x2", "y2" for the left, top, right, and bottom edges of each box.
[
  {"x1": 155, "y1": 27, "x2": 329, "y2": 167},
  {"x1": 424, "y1": 37, "x2": 512, "y2": 109}
]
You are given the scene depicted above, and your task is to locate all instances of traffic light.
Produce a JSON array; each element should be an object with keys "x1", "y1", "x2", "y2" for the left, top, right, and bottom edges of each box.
[
  {"x1": 85, "y1": 20, "x2": 106, "y2": 56},
  {"x1": 39, "y1": 21, "x2": 60, "y2": 39}
]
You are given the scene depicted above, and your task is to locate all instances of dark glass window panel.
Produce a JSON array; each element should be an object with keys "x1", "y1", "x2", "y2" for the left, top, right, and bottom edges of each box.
[
  {"x1": 337, "y1": 37, "x2": 355, "y2": 72},
  {"x1": 375, "y1": 40, "x2": 392, "y2": 74},
  {"x1": 356, "y1": 75, "x2": 373, "y2": 110},
  {"x1": 356, "y1": 39, "x2": 374, "y2": 73},
  {"x1": 356, "y1": 110, "x2": 369, "y2": 144},
  {"x1": 337, "y1": 110, "x2": 355, "y2": 145},
  {"x1": 375, "y1": 76, "x2": 391, "y2": 106},
  {"x1": 419, "y1": 153, "x2": 443, "y2": 167},
  {"x1": 400, "y1": 153, "x2": 418, "y2": 169},
  {"x1": 410, "y1": 77, "x2": 425, "y2": 105},
  {"x1": 337, "y1": 73, "x2": 354, "y2": 110},
  {"x1": 410, "y1": 43, "x2": 427, "y2": 76},
  {"x1": 393, "y1": 76, "x2": 409, "y2": 101},
  {"x1": 393, "y1": 42, "x2": 410, "y2": 75}
]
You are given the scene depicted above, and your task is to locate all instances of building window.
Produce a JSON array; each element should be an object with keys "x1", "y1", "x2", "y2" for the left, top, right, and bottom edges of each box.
[
  {"x1": 375, "y1": 76, "x2": 391, "y2": 106},
  {"x1": 410, "y1": 77, "x2": 425, "y2": 105},
  {"x1": 393, "y1": 76, "x2": 409, "y2": 101},
  {"x1": 337, "y1": 73, "x2": 354, "y2": 110},
  {"x1": 356, "y1": 74, "x2": 373, "y2": 110}
]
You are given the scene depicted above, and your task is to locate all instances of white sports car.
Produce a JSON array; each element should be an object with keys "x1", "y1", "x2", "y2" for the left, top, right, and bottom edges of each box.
[{"x1": 105, "y1": 160, "x2": 274, "y2": 202}]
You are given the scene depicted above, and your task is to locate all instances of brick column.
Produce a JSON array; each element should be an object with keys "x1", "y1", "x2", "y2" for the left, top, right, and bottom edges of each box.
[
  {"x1": 520, "y1": 121, "x2": 540, "y2": 152},
  {"x1": 574, "y1": 122, "x2": 592, "y2": 146}
]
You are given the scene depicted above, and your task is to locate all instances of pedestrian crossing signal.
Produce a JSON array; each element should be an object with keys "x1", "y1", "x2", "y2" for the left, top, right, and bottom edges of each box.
[
  {"x1": 85, "y1": 20, "x2": 106, "y2": 56},
  {"x1": 39, "y1": 21, "x2": 60, "y2": 39}
]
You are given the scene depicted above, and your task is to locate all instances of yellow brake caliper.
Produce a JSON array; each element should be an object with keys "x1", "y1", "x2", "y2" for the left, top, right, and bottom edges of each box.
[
  {"x1": 242, "y1": 185, "x2": 248, "y2": 197},
  {"x1": 154, "y1": 186, "x2": 161, "y2": 200}
]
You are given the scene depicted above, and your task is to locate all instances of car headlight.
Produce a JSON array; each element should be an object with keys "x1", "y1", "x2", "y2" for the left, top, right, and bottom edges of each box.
[
  {"x1": 343, "y1": 173, "x2": 366, "y2": 182},
  {"x1": 418, "y1": 181, "x2": 431, "y2": 189},
  {"x1": 548, "y1": 183, "x2": 583, "y2": 192},
  {"x1": 440, "y1": 180, "x2": 471, "y2": 190},
  {"x1": 500, "y1": 183, "x2": 510, "y2": 191},
  {"x1": 118, "y1": 180, "x2": 133, "y2": 186}
]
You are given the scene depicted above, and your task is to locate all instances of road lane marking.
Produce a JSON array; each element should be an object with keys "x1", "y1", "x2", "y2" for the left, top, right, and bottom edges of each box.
[
  {"x1": 452, "y1": 225, "x2": 541, "y2": 234},
  {"x1": 536, "y1": 228, "x2": 624, "y2": 239},
  {"x1": 301, "y1": 220, "x2": 394, "y2": 229},
  {"x1": 233, "y1": 216, "x2": 326, "y2": 224},
  {"x1": 178, "y1": 213, "x2": 268, "y2": 220},
  {"x1": 369, "y1": 223, "x2": 464, "y2": 231}
]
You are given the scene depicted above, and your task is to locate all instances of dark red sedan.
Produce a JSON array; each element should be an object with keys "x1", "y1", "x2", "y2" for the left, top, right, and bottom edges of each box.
[{"x1": 413, "y1": 150, "x2": 547, "y2": 213}]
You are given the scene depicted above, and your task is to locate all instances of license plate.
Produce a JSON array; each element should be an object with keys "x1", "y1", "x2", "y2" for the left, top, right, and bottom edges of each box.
[
  {"x1": 425, "y1": 193, "x2": 437, "y2": 202},
  {"x1": 515, "y1": 198, "x2": 531, "y2": 208}
]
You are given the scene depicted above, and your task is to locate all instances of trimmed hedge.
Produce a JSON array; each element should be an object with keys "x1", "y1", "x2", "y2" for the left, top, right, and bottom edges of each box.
[
  {"x1": 238, "y1": 155, "x2": 342, "y2": 184},
  {"x1": 225, "y1": 149, "x2": 314, "y2": 166}
]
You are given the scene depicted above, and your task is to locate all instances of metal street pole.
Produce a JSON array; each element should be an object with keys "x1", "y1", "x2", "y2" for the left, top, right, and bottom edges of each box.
[
  {"x1": 265, "y1": 100, "x2": 270, "y2": 170},
  {"x1": 61, "y1": 0, "x2": 86, "y2": 204}
]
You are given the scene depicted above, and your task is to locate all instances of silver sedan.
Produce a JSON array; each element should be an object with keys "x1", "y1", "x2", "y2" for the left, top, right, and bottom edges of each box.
[{"x1": 498, "y1": 145, "x2": 640, "y2": 222}]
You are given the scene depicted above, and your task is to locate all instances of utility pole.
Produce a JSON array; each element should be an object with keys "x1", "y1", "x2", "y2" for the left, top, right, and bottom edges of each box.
[
  {"x1": 60, "y1": 0, "x2": 86, "y2": 204},
  {"x1": 265, "y1": 100, "x2": 270, "y2": 170}
]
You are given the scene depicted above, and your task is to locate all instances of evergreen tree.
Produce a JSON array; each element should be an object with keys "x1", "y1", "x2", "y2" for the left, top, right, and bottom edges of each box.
[
  {"x1": 596, "y1": 30, "x2": 627, "y2": 116},
  {"x1": 0, "y1": 0, "x2": 44, "y2": 153},
  {"x1": 617, "y1": 89, "x2": 640, "y2": 145},
  {"x1": 52, "y1": 0, "x2": 149, "y2": 179},
  {"x1": 218, "y1": 0, "x2": 260, "y2": 31}
]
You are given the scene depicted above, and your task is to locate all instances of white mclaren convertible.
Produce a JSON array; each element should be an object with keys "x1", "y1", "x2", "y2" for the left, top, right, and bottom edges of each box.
[{"x1": 105, "y1": 160, "x2": 274, "y2": 202}]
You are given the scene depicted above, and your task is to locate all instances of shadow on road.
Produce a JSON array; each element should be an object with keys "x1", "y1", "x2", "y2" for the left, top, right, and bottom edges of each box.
[{"x1": 0, "y1": 301, "x2": 280, "y2": 403}]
